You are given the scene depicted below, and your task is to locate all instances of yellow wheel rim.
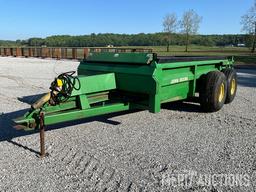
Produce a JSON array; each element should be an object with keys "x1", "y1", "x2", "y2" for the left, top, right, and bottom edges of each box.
[
  {"x1": 218, "y1": 83, "x2": 225, "y2": 102},
  {"x1": 230, "y1": 79, "x2": 236, "y2": 95}
]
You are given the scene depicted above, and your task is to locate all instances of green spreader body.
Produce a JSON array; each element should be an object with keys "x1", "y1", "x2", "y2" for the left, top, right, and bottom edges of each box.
[{"x1": 14, "y1": 52, "x2": 234, "y2": 130}]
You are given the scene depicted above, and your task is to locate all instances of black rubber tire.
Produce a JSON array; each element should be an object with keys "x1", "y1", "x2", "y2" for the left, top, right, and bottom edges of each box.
[
  {"x1": 222, "y1": 68, "x2": 237, "y2": 104},
  {"x1": 199, "y1": 71, "x2": 227, "y2": 112}
]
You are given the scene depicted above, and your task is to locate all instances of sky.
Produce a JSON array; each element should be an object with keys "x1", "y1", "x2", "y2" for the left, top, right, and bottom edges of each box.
[{"x1": 0, "y1": 0, "x2": 253, "y2": 40}]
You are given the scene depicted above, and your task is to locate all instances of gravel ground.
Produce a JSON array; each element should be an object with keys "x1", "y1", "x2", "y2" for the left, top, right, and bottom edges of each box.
[{"x1": 0, "y1": 57, "x2": 255, "y2": 192}]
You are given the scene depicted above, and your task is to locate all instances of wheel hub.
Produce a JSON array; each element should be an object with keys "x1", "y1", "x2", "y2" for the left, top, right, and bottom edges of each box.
[
  {"x1": 218, "y1": 83, "x2": 225, "y2": 102},
  {"x1": 230, "y1": 78, "x2": 236, "y2": 95}
]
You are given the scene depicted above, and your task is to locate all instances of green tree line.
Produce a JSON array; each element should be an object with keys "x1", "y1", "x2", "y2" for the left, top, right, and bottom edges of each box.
[{"x1": 0, "y1": 33, "x2": 249, "y2": 47}]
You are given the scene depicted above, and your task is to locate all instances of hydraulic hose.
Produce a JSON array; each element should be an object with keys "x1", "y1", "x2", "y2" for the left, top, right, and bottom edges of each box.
[{"x1": 50, "y1": 71, "x2": 81, "y2": 104}]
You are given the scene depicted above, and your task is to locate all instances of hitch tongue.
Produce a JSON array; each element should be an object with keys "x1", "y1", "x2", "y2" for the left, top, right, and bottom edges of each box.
[
  {"x1": 13, "y1": 114, "x2": 37, "y2": 130},
  {"x1": 14, "y1": 124, "x2": 28, "y2": 130}
]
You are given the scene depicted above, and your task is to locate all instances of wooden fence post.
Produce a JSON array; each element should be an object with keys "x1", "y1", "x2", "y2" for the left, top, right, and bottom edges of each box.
[
  {"x1": 83, "y1": 48, "x2": 89, "y2": 59},
  {"x1": 72, "y1": 48, "x2": 77, "y2": 59}
]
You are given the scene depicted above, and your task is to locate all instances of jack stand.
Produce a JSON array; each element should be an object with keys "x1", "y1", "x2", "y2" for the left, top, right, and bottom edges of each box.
[{"x1": 39, "y1": 112, "x2": 46, "y2": 158}]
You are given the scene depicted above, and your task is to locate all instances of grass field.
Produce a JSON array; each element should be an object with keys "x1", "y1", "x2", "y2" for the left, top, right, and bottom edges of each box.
[{"x1": 121, "y1": 45, "x2": 256, "y2": 64}]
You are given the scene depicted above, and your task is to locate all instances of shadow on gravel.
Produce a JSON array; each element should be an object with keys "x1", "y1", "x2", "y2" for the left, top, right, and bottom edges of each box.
[
  {"x1": 0, "y1": 108, "x2": 41, "y2": 155},
  {"x1": 0, "y1": 92, "x2": 204, "y2": 155},
  {"x1": 162, "y1": 100, "x2": 203, "y2": 113},
  {"x1": 0, "y1": 105, "x2": 140, "y2": 155},
  {"x1": 236, "y1": 68, "x2": 256, "y2": 88}
]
